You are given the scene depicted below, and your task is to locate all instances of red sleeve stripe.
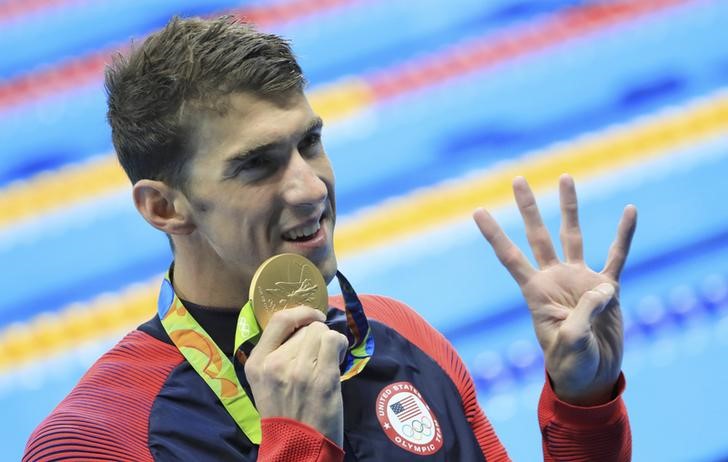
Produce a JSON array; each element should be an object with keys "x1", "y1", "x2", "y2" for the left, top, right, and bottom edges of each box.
[
  {"x1": 23, "y1": 330, "x2": 183, "y2": 462},
  {"x1": 540, "y1": 422, "x2": 631, "y2": 462},
  {"x1": 538, "y1": 373, "x2": 631, "y2": 461},
  {"x1": 330, "y1": 295, "x2": 511, "y2": 462},
  {"x1": 259, "y1": 417, "x2": 345, "y2": 462}
]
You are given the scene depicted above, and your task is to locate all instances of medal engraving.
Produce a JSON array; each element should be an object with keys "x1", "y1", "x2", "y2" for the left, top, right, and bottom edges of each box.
[{"x1": 250, "y1": 253, "x2": 328, "y2": 329}]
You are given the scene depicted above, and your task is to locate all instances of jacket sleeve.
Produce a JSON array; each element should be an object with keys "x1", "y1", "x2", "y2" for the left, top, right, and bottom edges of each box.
[
  {"x1": 538, "y1": 372, "x2": 631, "y2": 461},
  {"x1": 258, "y1": 417, "x2": 344, "y2": 462},
  {"x1": 23, "y1": 331, "x2": 183, "y2": 462}
]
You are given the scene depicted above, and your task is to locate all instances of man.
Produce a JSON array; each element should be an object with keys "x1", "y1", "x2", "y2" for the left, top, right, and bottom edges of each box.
[{"x1": 24, "y1": 16, "x2": 636, "y2": 461}]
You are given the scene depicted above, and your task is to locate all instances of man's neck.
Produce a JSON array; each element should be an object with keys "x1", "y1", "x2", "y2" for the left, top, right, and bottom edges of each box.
[
  {"x1": 180, "y1": 299, "x2": 241, "y2": 354},
  {"x1": 172, "y1": 254, "x2": 250, "y2": 310}
]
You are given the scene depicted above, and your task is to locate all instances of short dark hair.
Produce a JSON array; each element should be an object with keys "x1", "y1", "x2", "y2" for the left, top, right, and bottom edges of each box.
[{"x1": 105, "y1": 15, "x2": 306, "y2": 188}]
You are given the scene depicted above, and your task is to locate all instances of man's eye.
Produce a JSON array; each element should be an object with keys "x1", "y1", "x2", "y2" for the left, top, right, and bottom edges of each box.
[
  {"x1": 300, "y1": 133, "x2": 322, "y2": 153},
  {"x1": 236, "y1": 156, "x2": 270, "y2": 175}
]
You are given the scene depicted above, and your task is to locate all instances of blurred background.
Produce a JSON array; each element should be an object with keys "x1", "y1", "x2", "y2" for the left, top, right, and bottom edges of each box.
[{"x1": 1, "y1": 0, "x2": 727, "y2": 460}]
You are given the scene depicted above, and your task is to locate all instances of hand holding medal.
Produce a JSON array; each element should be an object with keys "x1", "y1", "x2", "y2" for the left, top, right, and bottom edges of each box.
[{"x1": 245, "y1": 254, "x2": 348, "y2": 446}]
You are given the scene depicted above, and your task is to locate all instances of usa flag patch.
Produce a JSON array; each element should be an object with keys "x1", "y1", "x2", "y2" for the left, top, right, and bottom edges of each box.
[{"x1": 375, "y1": 381, "x2": 443, "y2": 455}]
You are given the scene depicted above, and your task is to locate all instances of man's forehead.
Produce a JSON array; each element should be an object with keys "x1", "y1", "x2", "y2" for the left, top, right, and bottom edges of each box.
[{"x1": 189, "y1": 91, "x2": 318, "y2": 152}]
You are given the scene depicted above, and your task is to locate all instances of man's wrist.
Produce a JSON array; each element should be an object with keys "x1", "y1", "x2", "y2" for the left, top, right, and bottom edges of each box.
[
  {"x1": 553, "y1": 384, "x2": 614, "y2": 406},
  {"x1": 541, "y1": 372, "x2": 628, "y2": 429},
  {"x1": 549, "y1": 374, "x2": 620, "y2": 406}
]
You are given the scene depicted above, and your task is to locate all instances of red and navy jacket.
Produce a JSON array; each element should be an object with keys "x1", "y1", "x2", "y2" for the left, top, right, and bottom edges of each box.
[{"x1": 24, "y1": 295, "x2": 631, "y2": 461}]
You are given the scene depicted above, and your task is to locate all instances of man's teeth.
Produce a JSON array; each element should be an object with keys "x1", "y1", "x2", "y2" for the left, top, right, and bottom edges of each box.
[{"x1": 284, "y1": 221, "x2": 321, "y2": 240}]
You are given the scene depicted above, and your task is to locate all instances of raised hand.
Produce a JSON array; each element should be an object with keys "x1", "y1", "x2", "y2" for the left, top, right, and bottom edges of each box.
[
  {"x1": 473, "y1": 174, "x2": 637, "y2": 406},
  {"x1": 245, "y1": 307, "x2": 349, "y2": 444}
]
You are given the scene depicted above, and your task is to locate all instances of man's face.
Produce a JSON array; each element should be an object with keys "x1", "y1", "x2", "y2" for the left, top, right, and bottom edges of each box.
[{"x1": 180, "y1": 91, "x2": 337, "y2": 287}]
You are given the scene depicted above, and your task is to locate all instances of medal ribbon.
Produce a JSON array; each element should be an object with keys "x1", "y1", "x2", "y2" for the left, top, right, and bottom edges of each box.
[
  {"x1": 157, "y1": 270, "x2": 375, "y2": 444},
  {"x1": 336, "y1": 271, "x2": 375, "y2": 379}
]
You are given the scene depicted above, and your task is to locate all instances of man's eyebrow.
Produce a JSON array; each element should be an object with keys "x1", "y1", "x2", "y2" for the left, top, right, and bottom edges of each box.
[
  {"x1": 304, "y1": 117, "x2": 324, "y2": 135},
  {"x1": 224, "y1": 141, "x2": 282, "y2": 166},
  {"x1": 224, "y1": 117, "x2": 324, "y2": 165}
]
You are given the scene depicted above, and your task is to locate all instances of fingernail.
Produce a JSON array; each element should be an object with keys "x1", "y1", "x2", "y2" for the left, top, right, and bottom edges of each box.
[{"x1": 595, "y1": 283, "x2": 614, "y2": 297}]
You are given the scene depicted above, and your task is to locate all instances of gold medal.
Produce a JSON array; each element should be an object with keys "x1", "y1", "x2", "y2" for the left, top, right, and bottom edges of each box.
[{"x1": 250, "y1": 253, "x2": 328, "y2": 329}]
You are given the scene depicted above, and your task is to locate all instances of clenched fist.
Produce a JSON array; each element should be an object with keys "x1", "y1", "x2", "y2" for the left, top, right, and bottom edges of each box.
[{"x1": 245, "y1": 307, "x2": 349, "y2": 445}]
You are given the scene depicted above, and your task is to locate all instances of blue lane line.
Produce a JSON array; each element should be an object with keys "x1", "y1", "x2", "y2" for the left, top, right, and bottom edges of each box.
[
  {"x1": 0, "y1": 253, "x2": 170, "y2": 326},
  {"x1": 335, "y1": 69, "x2": 724, "y2": 212},
  {"x1": 0, "y1": 84, "x2": 110, "y2": 185},
  {"x1": 441, "y1": 227, "x2": 728, "y2": 344},
  {"x1": 476, "y1": 322, "x2": 728, "y2": 462},
  {"x1": 0, "y1": 199, "x2": 169, "y2": 323}
]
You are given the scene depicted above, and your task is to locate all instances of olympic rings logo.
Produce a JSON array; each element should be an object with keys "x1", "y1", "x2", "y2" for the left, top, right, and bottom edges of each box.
[{"x1": 400, "y1": 416, "x2": 433, "y2": 441}]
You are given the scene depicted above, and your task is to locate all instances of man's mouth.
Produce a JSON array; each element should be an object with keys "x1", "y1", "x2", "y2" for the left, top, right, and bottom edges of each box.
[{"x1": 282, "y1": 217, "x2": 323, "y2": 242}]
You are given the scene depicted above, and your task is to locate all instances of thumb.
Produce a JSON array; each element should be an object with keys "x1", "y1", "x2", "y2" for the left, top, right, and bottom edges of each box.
[{"x1": 561, "y1": 283, "x2": 615, "y2": 338}]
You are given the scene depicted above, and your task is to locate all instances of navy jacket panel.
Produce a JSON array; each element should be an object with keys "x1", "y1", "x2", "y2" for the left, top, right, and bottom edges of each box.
[{"x1": 341, "y1": 317, "x2": 485, "y2": 461}]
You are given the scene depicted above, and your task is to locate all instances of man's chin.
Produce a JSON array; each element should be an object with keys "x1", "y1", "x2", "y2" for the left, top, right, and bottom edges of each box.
[{"x1": 268, "y1": 246, "x2": 336, "y2": 281}]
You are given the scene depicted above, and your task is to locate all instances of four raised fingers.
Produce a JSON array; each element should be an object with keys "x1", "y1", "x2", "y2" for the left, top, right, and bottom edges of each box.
[{"x1": 475, "y1": 176, "x2": 636, "y2": 282}]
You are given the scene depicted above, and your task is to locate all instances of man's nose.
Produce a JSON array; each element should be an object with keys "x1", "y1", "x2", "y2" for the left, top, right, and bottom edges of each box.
[{"x1": 281, "y1": 153, "x2": 328, "y2": 210}]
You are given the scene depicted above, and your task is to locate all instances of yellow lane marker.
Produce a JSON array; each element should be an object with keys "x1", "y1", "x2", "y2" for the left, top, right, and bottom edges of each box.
[
  {"x1": 334, "y1": 91, "x2": 728, "y2": 255},
  {"x1": 0, "y1": 91, "x2": 726, "y2": 372},
  {"x1": 0, "y1": 156, "x2": 128, "y2": 228},
  {"x1": 0, "y1": 281, "x2": 157, "y2": 371},
  {"x1": 309, "y1": 77, "x2": 375, "y2": 121}
]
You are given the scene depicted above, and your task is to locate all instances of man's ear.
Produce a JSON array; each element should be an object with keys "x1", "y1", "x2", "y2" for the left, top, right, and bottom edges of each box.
[{"x1": 132, "y1": 180, "x2": 195, "y2": 235}]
